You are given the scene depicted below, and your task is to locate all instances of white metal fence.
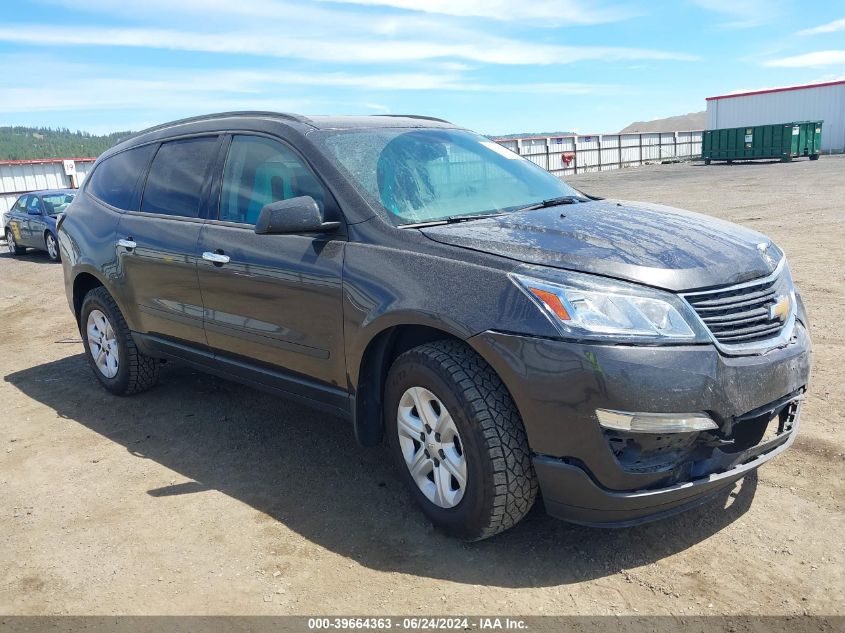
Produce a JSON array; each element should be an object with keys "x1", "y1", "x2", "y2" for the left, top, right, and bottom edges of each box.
[
  {"x1": 0, "y1": 158, "x2": 95, "y2": 223},
  {"x1": 494, "y1": 131, "x2": 703, "y2": 176}
]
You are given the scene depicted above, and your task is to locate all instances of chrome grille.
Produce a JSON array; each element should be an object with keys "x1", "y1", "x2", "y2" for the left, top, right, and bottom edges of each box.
[{"x1": 683, "y1": 272, "x2": 791, "y2": 345}]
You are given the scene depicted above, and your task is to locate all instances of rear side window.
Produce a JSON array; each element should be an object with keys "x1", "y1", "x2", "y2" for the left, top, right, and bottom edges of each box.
[
  {"x1": 141, "y1": 137, "x2": 218, "y2": 218},
  {"x1": 87, "y1": 145, "x2": 156, "y2": 210},
  {"x1": 12, "y1": 195, "x2": 29, "y2": 212}
]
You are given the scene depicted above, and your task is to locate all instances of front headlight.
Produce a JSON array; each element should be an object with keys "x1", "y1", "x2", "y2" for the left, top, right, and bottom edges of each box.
[{"x1": 510, "y1": 268, "x2": 710, "y2": 343}]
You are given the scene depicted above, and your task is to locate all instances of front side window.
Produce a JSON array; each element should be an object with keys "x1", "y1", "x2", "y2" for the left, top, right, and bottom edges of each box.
[
  {"x1": 313, "y1": 128, "x2": 583, "y2": 226},
  {"x1": 27, "y1": 196, "x2": 42, "y2": 214},
  {"x1": 141, "y1": 137, "x2": 218, "y2": 218},
  {"x1": 87, "y1": 144, "x2": 156, "y2": 210},
  {"x1": 218, "y1": 135, "x2": 327, "y2": 224}
]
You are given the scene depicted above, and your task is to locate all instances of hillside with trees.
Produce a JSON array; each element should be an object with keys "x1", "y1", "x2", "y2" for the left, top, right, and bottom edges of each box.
[{"x1": 0, "y1": 126, "x2": 133, "y2": 160}]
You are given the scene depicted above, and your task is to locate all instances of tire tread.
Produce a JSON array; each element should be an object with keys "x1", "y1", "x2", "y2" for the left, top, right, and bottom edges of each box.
[
  {"x1": 396, "y1": 340, "x2": 537, "y2": 539},
  {"x1": 84, "y1": 287, "x2": 159, "y2": 395}
]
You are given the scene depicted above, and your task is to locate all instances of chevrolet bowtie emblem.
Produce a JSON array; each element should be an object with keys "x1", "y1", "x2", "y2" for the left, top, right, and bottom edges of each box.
[{"x1": 769, "y1": 295, "x2": 791, "y2": 322}]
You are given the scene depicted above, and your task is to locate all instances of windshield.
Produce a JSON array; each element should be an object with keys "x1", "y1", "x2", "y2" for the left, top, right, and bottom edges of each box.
[
  {"x1": 313, "y1": 128, "x2": 583, "y2": 226},
  {"x1": 41, "y1": 193, "x2": 75, "y2": 214}
]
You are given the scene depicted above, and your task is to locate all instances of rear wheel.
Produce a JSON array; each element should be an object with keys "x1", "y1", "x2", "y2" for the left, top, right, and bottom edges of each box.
[
  {"x1": 80, "y1": 287, "x2": 159, "y2": 395},
  {"x1": 45, "y1": 232, "x2": 60, "y2": 262},
  {"x1": 385, "y1": 340, "x2": 537, "y2": 540},
  {"x1": 5, "y1": 229, "x2": 25, "y2": 255}
]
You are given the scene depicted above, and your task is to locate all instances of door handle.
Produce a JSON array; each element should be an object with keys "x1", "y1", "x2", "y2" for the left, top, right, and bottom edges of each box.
[
  {"x1": 202, "y1": 251, "x2": 230, "y2": 265},
  {"x1": 117, "y1": 238, "x2": 137, "y2": 249}
]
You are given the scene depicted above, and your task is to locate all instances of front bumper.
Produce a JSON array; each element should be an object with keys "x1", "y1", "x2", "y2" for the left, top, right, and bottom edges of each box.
[{"x1": 469, "y1": 321, "x2": 811, "y2": 526}]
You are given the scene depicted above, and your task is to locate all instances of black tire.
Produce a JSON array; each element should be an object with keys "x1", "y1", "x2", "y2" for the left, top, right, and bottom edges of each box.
[
  {"x1": 704, "y1": 159, "x2": 711, "y2": 165},
  {"x1": 5, "y1": 229, "x2": 25, "y2": 255},
  {"x1": 385, "y1": 340, "x2": 537, "y2": 540},
  {"x1": 80, "y1": 286, "x2": 159, "y2": 396},
  {"x1": 809, "y1": 154, "x2": 819, "y2": 161},
  {"x1": 44, "y1": 231, "x2": 60, "y2": 262}
]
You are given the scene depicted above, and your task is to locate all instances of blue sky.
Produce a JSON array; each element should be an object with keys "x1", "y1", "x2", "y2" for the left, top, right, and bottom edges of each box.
[{"x1": 1, "y1": 0, "x2": 843, "y2": 136}]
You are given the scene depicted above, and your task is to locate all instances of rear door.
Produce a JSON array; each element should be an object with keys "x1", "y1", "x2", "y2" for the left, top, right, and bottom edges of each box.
[
  {"x1": 115, "y1": 135, "x2": 222, "y2": 354},
  {"x1": 5, "y1": 195, "x2": 29, "y2": 245},
  {"x1": 196, "y1": 134, "x2": 348, "y2": 407}
]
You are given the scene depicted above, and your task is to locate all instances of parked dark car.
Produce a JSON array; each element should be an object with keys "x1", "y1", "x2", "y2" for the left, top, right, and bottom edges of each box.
[
  {"x1": 58, "y1": 112, "x2": 811, "y2": 540},
  {"x1": 5, "y1": 189, "x2": 75, "y2": 261}
]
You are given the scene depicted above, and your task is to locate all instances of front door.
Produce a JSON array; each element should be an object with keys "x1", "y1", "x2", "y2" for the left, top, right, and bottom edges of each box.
[
  {"x1": 115, "y1": 136, "x2": 221, "y2": 350},
  {"x1": 196, "y1": 134, "x2": 347, "y2": 406},
  {"x1": 23, "y1": 195, "x2": 44, "y2": 245}
]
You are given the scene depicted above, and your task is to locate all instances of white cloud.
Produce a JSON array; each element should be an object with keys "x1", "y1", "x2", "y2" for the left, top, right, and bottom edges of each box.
[
  {"x1": 0, "y1": 54, "x2": 623, "y2": 116},
  {"x1": 691, "y1": 0, "x2": 785, "y2": 28},
  {"x1": 764, "y1": 50, "x2": 845, "y2": 68},
  {"x1": 313, "y1": 0, "x2": 638, "y2": 25},
  {"x1": 0, "y1": 24, "x2": 698, "y2": 65},
  {"x1": 797, "y1": 18, "x2": 845, "y2": 36},
  {"x1": 41, "y1": 0, "x2": 637, "y2": 26}
]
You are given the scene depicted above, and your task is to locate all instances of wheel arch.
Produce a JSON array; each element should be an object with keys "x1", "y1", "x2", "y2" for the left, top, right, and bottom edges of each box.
[
  {"x1": 352, "y1": 323, "x2": 466, "y2": 446},
  {"x1": 72, "y1": 271, "x2": 107, "y2": 325}
]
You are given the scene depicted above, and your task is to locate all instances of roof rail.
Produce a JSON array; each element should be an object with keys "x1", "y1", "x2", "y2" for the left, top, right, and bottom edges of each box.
[
  {"x1": 374, "y1": 114, "x2": 453, "y2": 124},
  {"x1": 132, "y1": 111, "x2": 313, "y2": 137}
]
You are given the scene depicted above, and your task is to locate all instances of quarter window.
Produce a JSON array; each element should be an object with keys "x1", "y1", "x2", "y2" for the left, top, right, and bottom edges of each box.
[
  {"x1": 87, "y1": 144, "x2": 156, "y2": 210},
  {"x1": 141, "y1": 137, "x2": 218, "y2": 218},
  {"x1": 219, "y1": 135, "x2": 327, "y2": 224}
]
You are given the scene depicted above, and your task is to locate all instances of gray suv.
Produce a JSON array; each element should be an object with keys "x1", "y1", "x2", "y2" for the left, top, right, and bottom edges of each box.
[{"x1": 58, "y1": 112, "x2": 811, "y2": 540}]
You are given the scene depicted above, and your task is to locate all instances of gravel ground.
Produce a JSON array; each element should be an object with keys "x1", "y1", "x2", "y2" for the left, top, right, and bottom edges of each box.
[{"x1": 0, "y1": 156, "x2": 842, "y2": 616}]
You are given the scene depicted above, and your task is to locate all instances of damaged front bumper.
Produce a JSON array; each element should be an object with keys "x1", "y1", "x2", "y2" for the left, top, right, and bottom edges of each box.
[
  {"x1": 533, "y1": 394, "x2": 801, "y2": 526},
  {"x1": 469, "y1": 321, "x2": 811, "y2": 527}
]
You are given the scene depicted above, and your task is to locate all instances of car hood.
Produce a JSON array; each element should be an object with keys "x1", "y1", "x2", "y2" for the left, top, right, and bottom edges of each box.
[{"x1": 419, "y1": 199, "x2": 781, "y2": 292}]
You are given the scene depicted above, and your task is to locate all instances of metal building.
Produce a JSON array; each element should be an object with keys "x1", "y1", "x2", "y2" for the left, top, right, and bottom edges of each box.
[
  {"x1": 706, "y1": 79, "x2": 845, "y2": 153},
  {"x1": 0, "y1": 157, "x2": 94, "y2": 225}
]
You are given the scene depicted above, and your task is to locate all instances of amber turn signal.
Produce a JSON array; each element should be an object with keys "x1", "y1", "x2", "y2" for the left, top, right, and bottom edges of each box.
[{"x1": 528, "y1": 287, "x2": 571, "y2": 321}]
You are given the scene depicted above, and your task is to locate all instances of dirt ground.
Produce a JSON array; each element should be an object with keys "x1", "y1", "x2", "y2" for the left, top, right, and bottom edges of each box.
[{"x1": 0, "y1": 157, "x2": 842, "y2": 616}]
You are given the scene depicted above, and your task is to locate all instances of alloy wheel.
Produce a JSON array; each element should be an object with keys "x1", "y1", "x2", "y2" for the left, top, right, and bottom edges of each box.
[
  {"x1": 86, "y1": 309, "x2": 120, "y2": 379},
  {"x1": 397, "y1": 386, "x2": 467, "y2": 508},
  {"x1": 46, "y1": 234, "x2": 58, "y2": 260}
]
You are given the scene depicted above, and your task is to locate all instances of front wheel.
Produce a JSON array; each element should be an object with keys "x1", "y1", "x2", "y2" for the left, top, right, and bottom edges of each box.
[
  {"x1": 6, "y1": 229, "x2": 25, "y2": 255},
  {"x1": 385, "y1": 340, "x2": 537, "y2": 540},
  {"x1": 45, "y1": 232, "x2": 60, "y2": 262}
]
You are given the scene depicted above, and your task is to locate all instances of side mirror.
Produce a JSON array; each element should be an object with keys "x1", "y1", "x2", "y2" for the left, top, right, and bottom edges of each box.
[
  {"x1": 28, "y1": 208, "x2": 42, "y2": 216},
  {"x1": 254, "y1": 196, "x2": 340, "y2": 235}
]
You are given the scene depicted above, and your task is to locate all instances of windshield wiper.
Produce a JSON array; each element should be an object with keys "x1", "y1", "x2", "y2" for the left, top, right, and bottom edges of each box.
[
  {"x1": 515, "y1": 196, "x2": 585, "y2": 212},
  {"x1": 445, "y1": 212, "x2": 507, "y2": 224},
  {"x1": 396, "y1": 212, "x2": 506, "y2": 228}
]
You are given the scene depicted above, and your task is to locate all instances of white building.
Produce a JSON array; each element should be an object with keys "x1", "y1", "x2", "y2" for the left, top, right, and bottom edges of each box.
[{"x1": 706, "y1": 80, "x2": 845, "y2": 153}]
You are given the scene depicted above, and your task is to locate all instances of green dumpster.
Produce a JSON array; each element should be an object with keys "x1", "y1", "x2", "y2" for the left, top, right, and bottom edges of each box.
[{"x1": 702, "y1": 121, "x2": 822, "y2": 164}]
